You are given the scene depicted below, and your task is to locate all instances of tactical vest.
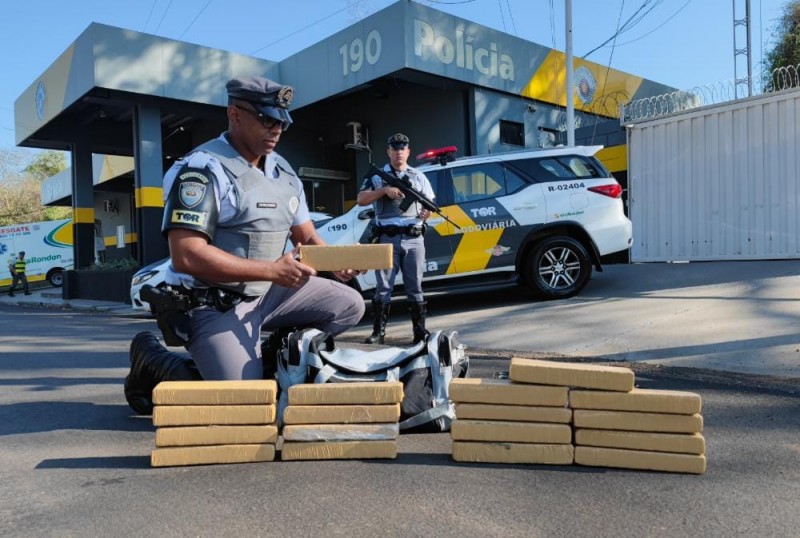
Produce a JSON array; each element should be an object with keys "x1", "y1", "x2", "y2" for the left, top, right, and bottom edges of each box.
[
  {"x1": 190, "y1": 138, "x2": 300, "y2": 296},
  {"x1": 373, "y1": 164, "x2": 425, "y2": 224}
]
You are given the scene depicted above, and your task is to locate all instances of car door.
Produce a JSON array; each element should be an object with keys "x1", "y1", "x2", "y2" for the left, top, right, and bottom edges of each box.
[
  {"x1": 416, "y1": 169, "x2": 453, "y2": 279},
  {"x1": 443, "y1": 162, "x2": 545, "y2": 275}
]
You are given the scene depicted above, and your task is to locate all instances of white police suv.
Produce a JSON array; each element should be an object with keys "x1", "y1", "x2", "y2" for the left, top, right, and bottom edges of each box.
[{"x1": 317, "y1": 145, "x2": 632, "y2": 300}]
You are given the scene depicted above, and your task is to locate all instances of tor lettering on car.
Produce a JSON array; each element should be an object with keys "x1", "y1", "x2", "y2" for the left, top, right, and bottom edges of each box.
[{"x1": 469, "y1": 206, "x2": 497, "y2": 218}]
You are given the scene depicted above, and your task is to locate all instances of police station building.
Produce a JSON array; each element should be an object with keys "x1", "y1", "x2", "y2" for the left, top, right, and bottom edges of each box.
[{"x1": 15, "y1": 0, "x2": 673, "y2": 277}]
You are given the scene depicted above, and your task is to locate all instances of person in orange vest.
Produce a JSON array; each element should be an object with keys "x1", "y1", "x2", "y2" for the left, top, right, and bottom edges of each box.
[{"x1": 9, "y1": 251, "x2": 31, "y2": 296}]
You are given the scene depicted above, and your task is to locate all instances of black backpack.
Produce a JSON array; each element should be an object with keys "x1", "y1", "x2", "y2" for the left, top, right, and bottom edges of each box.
[{"x1": 276, "y1": 329, "x2": 469, "y2": 433}]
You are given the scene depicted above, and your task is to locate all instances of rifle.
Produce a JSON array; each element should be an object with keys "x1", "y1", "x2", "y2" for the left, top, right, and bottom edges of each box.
[{"x1": 369, "y1": 164, "x2": 461, "y2": 229}]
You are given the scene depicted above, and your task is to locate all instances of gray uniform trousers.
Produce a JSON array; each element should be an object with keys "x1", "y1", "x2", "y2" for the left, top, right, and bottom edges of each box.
[
  {"x1": 186, "y1": 276, "x2": 364, "y2": 380},
  {"x1": 374, "y1": 233, "x2": 426, "y2": 304}
]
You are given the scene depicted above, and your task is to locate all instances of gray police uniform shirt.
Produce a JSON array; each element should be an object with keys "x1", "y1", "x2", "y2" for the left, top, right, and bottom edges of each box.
[
  {"x1": 162, "y1": 133, "x2": 311, "y2": 295},
  {"x1": 362, "y1": 164, "x2": 434, "y2": 226}
]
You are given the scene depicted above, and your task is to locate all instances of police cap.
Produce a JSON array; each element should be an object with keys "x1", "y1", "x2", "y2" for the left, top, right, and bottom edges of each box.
[
  {"x1": 387, "y1": 133, "x2": 410, "y2": 149},
  {"x1": 226, "y1": 76, "x2": 294, "y2": 128}
]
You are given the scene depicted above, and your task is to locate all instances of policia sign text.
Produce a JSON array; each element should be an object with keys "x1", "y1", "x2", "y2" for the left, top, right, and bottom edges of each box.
[{"x1": 338, "y1": 20, "x2": 515, "y2": 82}]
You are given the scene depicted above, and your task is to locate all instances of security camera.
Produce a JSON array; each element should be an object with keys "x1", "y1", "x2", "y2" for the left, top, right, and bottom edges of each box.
[{"x1": 526, "y1": 103, "x2": 537, "y2": 113}]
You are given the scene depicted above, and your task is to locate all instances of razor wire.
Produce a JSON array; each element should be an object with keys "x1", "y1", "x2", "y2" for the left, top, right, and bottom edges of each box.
[
  {"x1": 555, "y1": 89, "x2": 631, "y2": 132},
  {"x1": 621, "y1": 63, "x2": 800, "y2": 123}
]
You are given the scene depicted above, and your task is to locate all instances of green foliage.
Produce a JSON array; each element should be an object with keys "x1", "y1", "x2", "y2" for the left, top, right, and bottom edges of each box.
[
  {"x1": 764, "y1": 1, "x2": 800, "y2": 81},
  {"x1": 0, "y1": 149, "x2": 71, "y2": 225},
  {"x1": 23, "y1": 151, "x2": 68, "y2": 181}
]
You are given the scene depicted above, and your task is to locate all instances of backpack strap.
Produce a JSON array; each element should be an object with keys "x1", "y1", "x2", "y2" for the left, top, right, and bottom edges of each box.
[{"x1": 400, "y1": 401, "x2": 454, "y2": 430}]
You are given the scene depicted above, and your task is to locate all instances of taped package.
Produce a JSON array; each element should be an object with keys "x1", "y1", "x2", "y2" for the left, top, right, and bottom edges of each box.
[
  {"x1": 451, "y1": 420, "x2": 572, "y2": 444},
  {"x1": 155, "y1": 425, "x2": 279, "y2": 447},
  {"x1": 574, "y1": 446, "x2": 707, "y2": 474},
  {"x1": 281, "y1": 440, "x2": 397, "y2": 461},
  {"x1": 298, "y1": 244, "x2": 393, "y2": 271},
  {"x1": 455, "y1": 403, "x2": 572, "y2": 423},
  {"x1": 283, "y1": 423, "x2": 399, "y2": 442},
  {"x1": 151, "y1": 443, "x2": 276, "y2": 467},
  {"x1": 573, "y1": 410, "x2": 703, "y2": 434},
  {"x1": 509, "y1": 358, "x2": 634, "y2": 392},
  {"x1": 452, "y1": 441, "x2": 574, "y2": 465},
  {"x1": 575, "y1": 429, "x2": 706, "y2": 455},
  {"x1": 152, "y1": 404, "x2": 277, "y2": 427},
  {"x1": 449, "y1": 378, "x2": 568, "y2": 407},
  {"x1": 153, "y1": 380, "x2": 278, "y2": 406},
  {"x1": 283, "y1": 404, "x2": 401, "y2": 425},
  {"x1": 569, "y1": 388, "x2": 702, "y2": 415},
  {"x1": 287, "y1": 382, "x2": 404, "y2": 405}
]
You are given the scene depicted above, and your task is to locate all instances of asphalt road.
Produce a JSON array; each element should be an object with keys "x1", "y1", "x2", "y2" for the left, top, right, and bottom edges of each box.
[
  {"x1": 345, "y1": 260, "x2": 800, "y2": 379},
  {"x1": 1, "y1": 305, "x2": 799, "y2": 537}
]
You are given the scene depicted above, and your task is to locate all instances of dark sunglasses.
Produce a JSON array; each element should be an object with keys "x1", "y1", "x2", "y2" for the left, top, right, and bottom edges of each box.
[{"x1": 234, "y1": 105, "x2": 290, "y2": 131}]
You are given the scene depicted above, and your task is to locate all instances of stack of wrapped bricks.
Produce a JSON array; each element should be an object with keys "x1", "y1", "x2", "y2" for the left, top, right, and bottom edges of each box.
[
  {"x1": 449, "y1": 376, "x2": 575, "y2": 465},
  {"x1": 150, "y1": 380, "x2": 278, "y2": 467},
  {"x1": 281, "y1": 381, "x2": 403, "y2": 461},
  {"x1": 511, "y1": 358, "x2": 706, "y2": 474}
]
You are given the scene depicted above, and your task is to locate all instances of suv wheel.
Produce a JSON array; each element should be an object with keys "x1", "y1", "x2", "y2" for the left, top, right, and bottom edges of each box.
[{"x1": 525, "y1": 236, "x2": 591, "y2": 299}]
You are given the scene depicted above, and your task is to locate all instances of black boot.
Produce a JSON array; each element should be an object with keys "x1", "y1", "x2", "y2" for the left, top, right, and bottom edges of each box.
[
  {"x1": 365, "y1": 300, "x2": 390, "y2": 344},
  {"x1": 410, "y1": 301, "x2": 430, "y2": 345},
  {"x1": 260, "y1": 327, "x2": 294, "y2": 380},
  {"x1": 124, "y1": 331, "x2": 202, "y2": 415}
]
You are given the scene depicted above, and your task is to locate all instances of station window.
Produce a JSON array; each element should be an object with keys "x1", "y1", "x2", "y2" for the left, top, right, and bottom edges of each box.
[{"x1": 500, "y1": 120, "x2": 525, "y2": 147}]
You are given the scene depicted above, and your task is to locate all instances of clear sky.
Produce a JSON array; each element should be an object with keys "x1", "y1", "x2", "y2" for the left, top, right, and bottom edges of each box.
[{"x1": 0, "y1": 0, "x2": 788, "y2": 153}]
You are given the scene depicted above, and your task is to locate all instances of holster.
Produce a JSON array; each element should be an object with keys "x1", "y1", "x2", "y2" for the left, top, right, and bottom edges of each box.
[{"x1": 141, "y1": 285, "x2": 192, "y2": 347}]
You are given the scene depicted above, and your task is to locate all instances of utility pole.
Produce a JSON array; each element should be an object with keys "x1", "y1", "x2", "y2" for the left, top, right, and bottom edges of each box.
[
  {"x1": 733, "y1": 0, "x2": 753, "y2": 97},
  {"x1": 565, "y1": 0, "x2": 575, "y2": 146}
]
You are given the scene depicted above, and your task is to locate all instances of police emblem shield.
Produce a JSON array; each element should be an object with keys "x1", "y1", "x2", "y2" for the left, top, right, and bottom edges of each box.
[{"x1": 179, "y1": 181, "x2": 206, "y2": 209}]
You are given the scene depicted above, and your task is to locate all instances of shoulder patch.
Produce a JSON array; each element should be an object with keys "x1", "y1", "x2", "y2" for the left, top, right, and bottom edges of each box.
[{"x1": 179, "y1": 180, "x2": 207, "y2": 208}]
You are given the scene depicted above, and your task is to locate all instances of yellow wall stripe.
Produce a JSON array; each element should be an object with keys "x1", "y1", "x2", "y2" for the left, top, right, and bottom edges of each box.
[
  {"x1": 73, "y1": 207, "x2": 95, "y2": 224},
  {"x1": 523, "y1": 50, "x2": 644, "y2": 118},
  {"x1": 101, "y1": 233, "x2": 138, "y2": 247},
  {"x1": 596, "y1": 145, "x2": 628, "y2": 173},
  {"x1": 136, "y1": 187, "x2": 164, "y2": 208}
]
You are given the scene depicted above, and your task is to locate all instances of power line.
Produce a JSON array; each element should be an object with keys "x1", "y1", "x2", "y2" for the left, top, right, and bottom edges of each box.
[
  {"x1": 249, "y1": 5, "x2": 352, "y2": 55},
  {"x1": 505, "y1": 0, "x2": 517, "y2": 36},
  {"x1": 583, "y1": 0, "x2": 665, "y2": 59},
  {"x1": 592, "y1": 0, "x2": 626, "y2": 144},
  {"x1": 177, "y1": 0, "x2": 212, "y2": 40},
  {"x1": 142, "y1": 0, "x2": 157, "y2": 33},
  {"x1": 497, "y1": 0, "x2": 507, "y2": 32},
  {"x1": 152, "y1": 0, "x2": 174, "y2": 35},
  {"x1": 610, "y1": 0, "x2": 692, "y2": 48}
]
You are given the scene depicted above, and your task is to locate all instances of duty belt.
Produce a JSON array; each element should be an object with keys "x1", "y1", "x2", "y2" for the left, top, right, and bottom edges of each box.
[
  {"x1": 181, "y1": 287, "x2": 254, "y2": 313},
  {"x1": 376, "y1": 223, "x2": 426, "y2": 238}
]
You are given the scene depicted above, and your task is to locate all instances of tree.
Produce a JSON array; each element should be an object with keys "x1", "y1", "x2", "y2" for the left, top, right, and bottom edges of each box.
[
  {"x1": 763, "y1": 1, "x2": 800, "y2": 84},
  {"x1": 0, "y1": 149, "x2": 71, "y2": 225},
  {"x1": 24, "y1": 151, "x2": 68, "y2": 182}
]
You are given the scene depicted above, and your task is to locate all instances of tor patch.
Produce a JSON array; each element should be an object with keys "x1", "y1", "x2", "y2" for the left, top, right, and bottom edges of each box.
[{"x1": 179, "y1": 181, "x2": 206, "y2": 209}]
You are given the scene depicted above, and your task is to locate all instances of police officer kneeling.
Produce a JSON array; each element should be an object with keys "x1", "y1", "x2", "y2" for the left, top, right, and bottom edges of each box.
[{"x1": 124, "y1": 76, "x2": 365, "y2": 415}]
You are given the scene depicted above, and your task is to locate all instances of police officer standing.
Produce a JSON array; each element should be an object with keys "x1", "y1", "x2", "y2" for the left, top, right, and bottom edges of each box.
[
  {"x1": 357, "y1": 133, "x2": 434, "y2": 345},
  {"x1": 125, "y1": 76, "x2": 365, "y2": 414},
  {"x1": 8, "y1": 251, "x2": 31, "y2": 296}
]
